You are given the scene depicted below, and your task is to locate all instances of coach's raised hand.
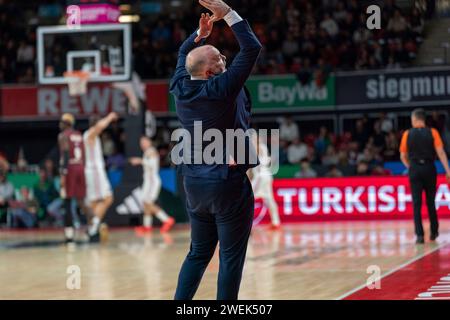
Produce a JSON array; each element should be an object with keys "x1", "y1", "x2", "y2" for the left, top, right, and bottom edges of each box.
[
  {"x1": 194, "y1": 13, "x2": 214, "y2": 43},
  {"x1": 199, "y1": 0, "x2": 232, "y2": 23}
]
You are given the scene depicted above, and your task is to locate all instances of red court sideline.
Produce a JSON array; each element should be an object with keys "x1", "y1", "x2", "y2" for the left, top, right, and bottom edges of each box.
[{"x1": 342, "y1": 243, "x2": 450, "y2": 300}]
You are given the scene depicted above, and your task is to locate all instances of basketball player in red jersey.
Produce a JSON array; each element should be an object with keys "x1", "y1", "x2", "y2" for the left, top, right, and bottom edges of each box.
[{"x1": 58, "y1": 114, "x2": 87, "y2": 244}]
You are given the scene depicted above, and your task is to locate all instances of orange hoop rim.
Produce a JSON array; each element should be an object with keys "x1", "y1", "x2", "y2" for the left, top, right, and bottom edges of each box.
[{"x1": 63, "y1": 70, "x2": 91, "y2": 81}]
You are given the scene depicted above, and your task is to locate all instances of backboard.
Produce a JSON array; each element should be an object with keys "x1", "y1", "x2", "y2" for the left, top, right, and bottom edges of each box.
[{"x1": 37, "y1": 23, "x2": 131, "y2": 84}]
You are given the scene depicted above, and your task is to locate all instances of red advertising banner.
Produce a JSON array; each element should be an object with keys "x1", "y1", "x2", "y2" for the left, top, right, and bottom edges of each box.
[
  {"x1": 1, "y1": 86, "x2": 37, "y2": 118},
  {"x1": 145, "y1": 81, "x2": 169, "y2": 113},
  {"x1": 254, "y1": 176, "x2": 450, "y2": 223},
  {"x1": 0, "y1": 82, "x2": 170, "y2": 120}
]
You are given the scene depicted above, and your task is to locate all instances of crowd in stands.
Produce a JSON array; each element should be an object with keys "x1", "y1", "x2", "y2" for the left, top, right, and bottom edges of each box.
[
  {"x1": 0, "y1": 0, "x2": 428, "y2": 83},
  {"x1": 0, "y1": 157, "x2": 87, "y2": 228},
  {"x1": 278, "y1": 111, "x2": 450, "y2": 178},
  {"x1": 249, "y1": 0, "x2": 424, "y2": 77}
]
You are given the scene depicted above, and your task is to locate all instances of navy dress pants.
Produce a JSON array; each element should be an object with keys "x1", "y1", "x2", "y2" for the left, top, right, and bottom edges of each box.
[{"x1": 174, "y1": 169, "x2": 254, "y2": 300}]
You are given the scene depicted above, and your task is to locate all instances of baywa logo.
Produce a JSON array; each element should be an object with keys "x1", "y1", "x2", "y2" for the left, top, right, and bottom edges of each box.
[
  {"x1": 366, "y1": 74, "x2": 450, "y2": 103},
  {"x1": 257, "y1": 81, "x2": 328, "y2": 106},
  {"x1": 170, "y1": 123, "x2": 280, "y2": 175}
]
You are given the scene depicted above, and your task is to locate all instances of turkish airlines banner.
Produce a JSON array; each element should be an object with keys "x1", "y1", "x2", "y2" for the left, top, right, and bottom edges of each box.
[
  {"x1": 254, "y1": 176, "x2": 450, "y2": 223},
  {"x1": 0, "y1": 82, "x2": 169, "y2": 120}
]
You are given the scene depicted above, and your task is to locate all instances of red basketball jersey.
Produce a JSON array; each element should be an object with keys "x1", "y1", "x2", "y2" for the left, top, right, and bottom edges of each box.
[
  {"x1": 60, "y1": 128, "x2": 86, "y2": 199},
  {"x1": 61, "y1": 129, "x2": 85, "y2": 166}
]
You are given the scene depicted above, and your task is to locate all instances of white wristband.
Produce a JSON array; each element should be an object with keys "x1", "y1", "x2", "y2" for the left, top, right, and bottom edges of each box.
[{"x1": 224, "y1": 10, "x2": 243, "y2": 27}]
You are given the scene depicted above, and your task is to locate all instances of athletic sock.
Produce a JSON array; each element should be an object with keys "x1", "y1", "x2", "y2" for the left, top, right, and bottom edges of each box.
[
  {"x1": 267, "y1": 198, "x2": 281, "y2": 226},
  {"x1": 155, "y1": 210, "x2": 169, "y2": 222},
  {"x1": 89, "y1": 216, "x2": 101, "y2": 235},
  {"x1": 65, "y1": 227, "x2": 74, "y2": 240},
  {"x1": 143, "y1": 215, "x2": 153, "y2": 228}
]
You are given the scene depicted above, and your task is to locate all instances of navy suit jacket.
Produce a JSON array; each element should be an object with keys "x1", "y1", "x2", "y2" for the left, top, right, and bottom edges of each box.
[{"x1": 170, "y1": 20, "x2": 262, "y2": 180}]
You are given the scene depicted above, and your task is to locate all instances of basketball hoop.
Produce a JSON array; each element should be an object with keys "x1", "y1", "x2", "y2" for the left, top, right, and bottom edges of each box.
[{"x1": 63, "y1": 71, "x2": 90, "y2": 96}]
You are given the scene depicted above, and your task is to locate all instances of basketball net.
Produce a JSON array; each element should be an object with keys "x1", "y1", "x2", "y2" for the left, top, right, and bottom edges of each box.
[{"x1": 63, "y1": 70, "x2": 90, "y2": 96}]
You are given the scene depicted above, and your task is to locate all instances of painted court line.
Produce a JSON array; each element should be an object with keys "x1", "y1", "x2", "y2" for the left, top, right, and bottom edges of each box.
[{"x1": 336, "y1": 241, "x2": 448, "y2": 300}]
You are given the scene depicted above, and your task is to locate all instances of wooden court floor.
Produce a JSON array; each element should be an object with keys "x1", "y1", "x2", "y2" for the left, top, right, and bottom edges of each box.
[{"x1": 1, "y1": 220, "x2": 449, "y2": 300}]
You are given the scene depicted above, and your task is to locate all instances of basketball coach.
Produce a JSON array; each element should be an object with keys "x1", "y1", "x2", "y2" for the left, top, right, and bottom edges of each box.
[
  {"x1": 400, "y1": 109, "x2": 450, "y2": 244},
  {"x1": 170, "y1": 0, "x2": 262, "y2": 299}
]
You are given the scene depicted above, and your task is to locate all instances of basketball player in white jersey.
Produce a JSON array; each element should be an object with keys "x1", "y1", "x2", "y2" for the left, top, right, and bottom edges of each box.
[
  {"x1": 83, "y1": 112, "x2": 118, "y2": 242},
  {"x1": 249, "y1": 134, "x2": 281, "y2": 230},
  {"x1": 130, "y1": 136, "x2": 175, "y2": 233}
]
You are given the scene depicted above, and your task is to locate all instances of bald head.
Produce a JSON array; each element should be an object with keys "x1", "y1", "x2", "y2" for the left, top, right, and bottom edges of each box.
[{"x1": 186, "y1": 45, "x2": 227, "y2": 79}]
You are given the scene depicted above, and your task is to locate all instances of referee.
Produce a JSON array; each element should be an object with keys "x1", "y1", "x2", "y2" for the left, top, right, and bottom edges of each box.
[{"x1": 400, "y1": 109, "x2": 450, "y2": 244}]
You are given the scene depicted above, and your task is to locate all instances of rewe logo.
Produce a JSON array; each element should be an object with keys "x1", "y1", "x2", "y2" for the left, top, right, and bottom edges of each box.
[
  {"x1": 116, "y1": 187, "x2": 144, "y2": 215},
  {"x1": 37, "y1": 86, "x2": 127, "y2": 116}
]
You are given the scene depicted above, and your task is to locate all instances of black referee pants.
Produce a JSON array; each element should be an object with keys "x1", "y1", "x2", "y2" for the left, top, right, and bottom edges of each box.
[{"x1": 408, "y1": 162, "x2": 439, "y2": 237}]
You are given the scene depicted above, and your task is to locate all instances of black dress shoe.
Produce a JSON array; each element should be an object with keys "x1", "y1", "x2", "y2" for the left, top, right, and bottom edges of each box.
[
  {"x1": 416, "y1": 236, "x2": 425, "y2": 244},
  {"x1": 430, "y1": 233, "x2": 439, "y2": 241}
]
